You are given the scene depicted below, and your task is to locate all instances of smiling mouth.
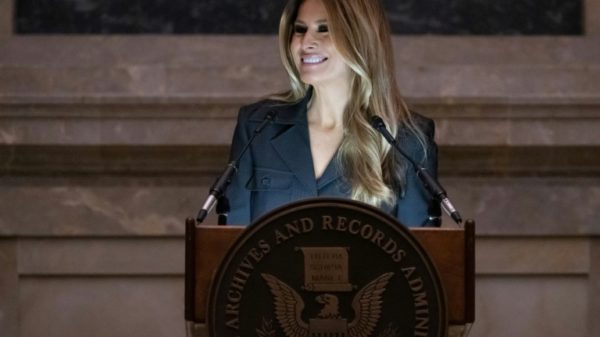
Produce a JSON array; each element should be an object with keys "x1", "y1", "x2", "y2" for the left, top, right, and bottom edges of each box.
[{"x1": 302, "y1": 56, "x2": 328, "y2": 64}]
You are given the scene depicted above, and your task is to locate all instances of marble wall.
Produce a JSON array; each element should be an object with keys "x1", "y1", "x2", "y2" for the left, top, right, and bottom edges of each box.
[{"x1": 1, "y1": 0, "x2": 599, "y2": 337}]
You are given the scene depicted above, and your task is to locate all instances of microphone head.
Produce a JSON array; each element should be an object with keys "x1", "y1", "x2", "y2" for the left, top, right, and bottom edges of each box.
[
  {"x1": 370, "y1": 115, "x2": 397, "y2": 145},
  {"x1": 370, "y1": 115, "x2": 385, "y2": 130}
]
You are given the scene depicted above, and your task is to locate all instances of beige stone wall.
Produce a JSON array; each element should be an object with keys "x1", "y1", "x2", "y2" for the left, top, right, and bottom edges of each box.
[
  {"x1": 587, "y1": 0, "x2": 600, "y2": 35},
  {"x1": 1, "y1": 2, "x2": 599, "y2": 337},
  {"x1": 0, "y1": 0, "x2": 12, "y2": 37}
]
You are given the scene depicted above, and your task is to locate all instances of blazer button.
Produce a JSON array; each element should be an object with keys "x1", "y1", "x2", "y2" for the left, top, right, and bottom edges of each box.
[{"x1": 261, "y1": 176, "x2": 271, "y2": 187}]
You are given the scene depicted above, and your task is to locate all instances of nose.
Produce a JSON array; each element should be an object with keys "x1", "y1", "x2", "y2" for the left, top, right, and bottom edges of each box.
[{"x1": 301, "y1": 31, "x2": 318, "y2": 50}]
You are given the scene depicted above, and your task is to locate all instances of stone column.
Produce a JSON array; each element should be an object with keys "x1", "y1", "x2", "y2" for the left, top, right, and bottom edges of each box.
[
  {"x1": 0, "y1": 240, "x2": 19, "y2": 337},
  {"x1": 587, "y1": 0, "x2": 600, "y2": 35},
  {"x1": 0, "y1": 0, "x2": 13, "y2": 36},
  {"x1": 590, "y1": 239, "x2": 600, "y2": 337}
]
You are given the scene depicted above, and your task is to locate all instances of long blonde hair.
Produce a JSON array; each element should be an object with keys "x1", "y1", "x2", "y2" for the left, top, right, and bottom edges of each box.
[{"x1": 276, "y1": 0, "x2": 427, "y2": 207}]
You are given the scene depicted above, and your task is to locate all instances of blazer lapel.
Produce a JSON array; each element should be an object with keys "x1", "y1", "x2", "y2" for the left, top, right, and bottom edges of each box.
[
  {"x1": 266, "y1": 90, "x2": 318, "y2": 194},
  {"x1": 316, "y1": 156, "x2": 342, "y2": 190},
  {"x1": 271, "y1": 122, "x2": 317, "y2": 194}
]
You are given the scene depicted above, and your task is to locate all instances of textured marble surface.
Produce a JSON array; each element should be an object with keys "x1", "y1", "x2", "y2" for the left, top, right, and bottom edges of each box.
[
  {"x1": 472, "y1": 277, "x2": 588, "y2": 337},
  {"x1": 0, "y1": 110, "x2": 239, "y2": 145},
  {"x1": 0, "y1": 176, "x2": 597, "y2": 236},
  {"x1": 475, "y1": 237, "x2": 589, "y2": 274},
  {"x1": 6, "y1": 236, "x2": 595, "y2": 337},
  {"x1": 19, "y1": 277, "x2": 185, "y2": 337},
  {"x1": 1, "y1": 104, "x2": 599, "y2": 146},
  {"x1": 591, "y1": 240, "x2": 600, "y2": 335},
  {"x1": 590, "y1": 0, "x2": 600, "y2": 34},
  {"x1": 0, "y1": 37, "x2": 599, "y2": 150},
  {"x1": 434, "y1": 114, "x2": 600, "y2": 146},
  {"x1": 2, "y1": 63, "x2": 600, "y2": 100},
  {"x1": 2, "y1": 36, "x2": 600, "y2": 67},
  {"x1": 0, "y1": 182, "x2": 202, "y2": 236},
  {"x1": 2, "y1": 145, "x2": 598, "y2": 178},
  {"x1": 1, "y1": 36, "x2": 599, "y2": 101},
  {"x1": 444, "y1": 176, "x2": 600, "y2": 235},
  {"x1": 14, "y1": 0, "x2": 582, "y2": 35},
  {"x1": 0, "y1": 240, "x2": 18, "y2": 337},
  {"x1": 0, "y1": 0, "x2": 12, "y2": 36},
  {"x1": 18, "y1": 238, "x2": 184, "y2": 275},
  {"x1": 12, "y1": 237, "x2": 593, "y2": 276}
]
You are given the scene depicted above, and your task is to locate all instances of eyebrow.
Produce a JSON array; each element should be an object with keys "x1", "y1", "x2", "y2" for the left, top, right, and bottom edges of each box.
[{"x1": 294, "y1": 19, "x2": 328, "y2": 25}]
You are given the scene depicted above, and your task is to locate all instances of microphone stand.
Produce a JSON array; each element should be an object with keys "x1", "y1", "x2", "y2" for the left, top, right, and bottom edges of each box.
[
  {"x1": 370, "y1": 116, "x2": 463, "y2": 225},
  {"x1": 195, "y1": 111, "x2": 277, "y2": 224},
  {"x1": 216, "y1": 196, "x2": 230, "y2": 226}
]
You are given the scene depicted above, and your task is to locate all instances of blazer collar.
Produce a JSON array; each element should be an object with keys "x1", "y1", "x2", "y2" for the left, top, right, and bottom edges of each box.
[
  {"x1": 248, "y1": 87, "x2": 313, "y2": 125},
  {"x1": 264, "y1": 87, "x2": 342, "y2": 193}
]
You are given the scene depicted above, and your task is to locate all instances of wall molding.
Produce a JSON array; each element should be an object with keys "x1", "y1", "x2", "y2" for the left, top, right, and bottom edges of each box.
[{"x1": 1, "y1": 145, "x2": 599, "y2": 177}]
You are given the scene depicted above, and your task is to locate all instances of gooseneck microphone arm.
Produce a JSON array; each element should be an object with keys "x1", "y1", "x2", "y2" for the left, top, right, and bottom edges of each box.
[
  {"x1": 196, "y1": 111, "x2": 277, "y2": 223},
  {"x1": 370, "y1": 116, "x2": 463, "y2": 224}
]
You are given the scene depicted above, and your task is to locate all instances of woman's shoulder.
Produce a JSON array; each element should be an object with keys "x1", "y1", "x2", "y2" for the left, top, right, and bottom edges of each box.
[
  {"x1": 237, "y1": 95, "x2": 308, "y2": 124},
  {"x1": 394, "y1": 111, "x2": 437, "y2": 162},
  {"x1": 237, "y1": 98, "x2": 284, "y2": 120},
  {"x1": 409, "y1": 111, "x2": 435, "y2": 137},
  {"x1": 397, "y1": 111, "x2": 435, "y2": 139}
]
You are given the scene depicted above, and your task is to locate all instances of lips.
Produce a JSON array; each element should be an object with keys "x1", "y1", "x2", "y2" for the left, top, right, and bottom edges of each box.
[{"x1": 302, "y1": 55, "x2": 328, "y2": 64}]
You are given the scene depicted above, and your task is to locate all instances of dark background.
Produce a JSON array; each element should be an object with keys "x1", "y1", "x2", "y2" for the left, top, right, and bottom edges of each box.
[{"x1": 15, "y1": 0, "x2": 582, "y2": 35}]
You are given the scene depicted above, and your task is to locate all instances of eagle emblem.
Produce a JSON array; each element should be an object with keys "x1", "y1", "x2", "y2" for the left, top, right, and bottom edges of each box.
[{"x1": 261, "y1": 272, "x2": 394, "y2": 337}]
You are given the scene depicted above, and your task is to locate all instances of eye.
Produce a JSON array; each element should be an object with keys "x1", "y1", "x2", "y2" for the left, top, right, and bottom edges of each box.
[
  {"x1": 317, "y1": 24, "x2": 329, "y2": 33},
  {"x1": 293, "y1": 24, "x2": 307, "y2": 34}
]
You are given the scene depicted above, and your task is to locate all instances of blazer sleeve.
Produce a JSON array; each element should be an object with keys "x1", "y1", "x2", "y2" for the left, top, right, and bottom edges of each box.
[
  {"x1": 223, "y1": 107, "x2": 253, "y2": 226},
  {"x1": 394, "y1": 116, "x2": 441, "y2": 227}
]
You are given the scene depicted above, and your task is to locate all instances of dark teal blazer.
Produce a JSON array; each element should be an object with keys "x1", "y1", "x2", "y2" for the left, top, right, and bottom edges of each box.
[{"x1": 224, "y1": 91, "x2": 440, "y2": 227}]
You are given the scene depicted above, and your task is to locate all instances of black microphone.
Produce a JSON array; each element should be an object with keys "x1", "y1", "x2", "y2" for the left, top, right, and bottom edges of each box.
[
  {"x1": 196, "y1": 110, "x2": 277, "y2": 223},
  {"x1": 370, "y1": 116, "x2": 463, "y2": 224}
]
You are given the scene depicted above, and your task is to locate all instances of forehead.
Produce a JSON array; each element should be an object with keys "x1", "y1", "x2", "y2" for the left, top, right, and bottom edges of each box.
[{"x1": 296, "y1": 0, "x2": 328, "y2": 22}]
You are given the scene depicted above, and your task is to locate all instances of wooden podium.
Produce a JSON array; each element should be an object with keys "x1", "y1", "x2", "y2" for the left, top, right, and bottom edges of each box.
[{"x1": 184, "y1": 217, "x2": 475, "y2": 337}]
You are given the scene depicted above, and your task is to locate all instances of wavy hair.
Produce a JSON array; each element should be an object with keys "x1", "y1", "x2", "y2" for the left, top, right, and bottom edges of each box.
[{"x1": 276, "y1": 0, "x2": 427, "y2": 207}]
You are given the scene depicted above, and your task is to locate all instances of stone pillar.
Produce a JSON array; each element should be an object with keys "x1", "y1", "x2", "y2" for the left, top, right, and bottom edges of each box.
[
  {"x1": 0, "y1": 240, "x2": 19, "y2": 337},
  {"x1": 590, "y1": 239, "x2": 600, "y2": 337},
  {"x1": 587, "y1": 0, "x2": 600, "y2": 35},
  {"x1": 0, "y1": 0, "x2": 13, "y2": 36}
]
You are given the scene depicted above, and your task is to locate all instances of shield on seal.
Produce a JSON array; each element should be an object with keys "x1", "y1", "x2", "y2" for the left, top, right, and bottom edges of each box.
[{"x1": 208, "y1": 198, "x2": 447, "y2": 337}]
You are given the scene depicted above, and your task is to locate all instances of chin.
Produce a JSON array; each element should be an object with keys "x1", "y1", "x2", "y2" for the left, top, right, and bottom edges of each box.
[{"x1": 299, "y1": 74, "x2": 329, "y2": 86}]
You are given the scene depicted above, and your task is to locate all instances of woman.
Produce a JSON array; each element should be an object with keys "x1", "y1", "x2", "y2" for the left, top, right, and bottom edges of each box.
[{"x1": 223, "y1": 0, "x2": 440, "y2": 227}]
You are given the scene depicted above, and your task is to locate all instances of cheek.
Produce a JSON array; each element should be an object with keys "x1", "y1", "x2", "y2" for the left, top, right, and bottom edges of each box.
[
  {"x1": 291, "y1": 34, "x2": 302, "y2": 50},
  {"x1": 326, "y1": 46, "x2": 349, "y2": 71},
  {"x1": 290, "y1": 39, "x2": 301, "y2": 61}
]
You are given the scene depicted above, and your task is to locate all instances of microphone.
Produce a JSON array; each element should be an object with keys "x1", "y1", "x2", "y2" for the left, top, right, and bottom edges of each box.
[
  {"x1": 196, "y1": 110, "x2": 277, "y2": 223},
  {"x1": 370, "y1": 116, "x2": 463, "y2": 224}
]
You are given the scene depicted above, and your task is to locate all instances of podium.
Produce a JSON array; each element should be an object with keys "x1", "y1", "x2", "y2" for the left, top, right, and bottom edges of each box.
[{"x1": 185, "y1": 199, "x2": 475, "y2": 337}]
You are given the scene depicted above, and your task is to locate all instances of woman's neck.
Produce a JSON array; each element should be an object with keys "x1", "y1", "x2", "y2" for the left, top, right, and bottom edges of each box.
[{"x1": 308, "y1": 83, "x2": 350, "y2": 129}]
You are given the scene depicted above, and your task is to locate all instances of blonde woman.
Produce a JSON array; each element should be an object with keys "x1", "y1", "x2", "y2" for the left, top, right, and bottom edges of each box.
[{"x1": 224, "y1": 0, "x2": 440, "y2": 227}]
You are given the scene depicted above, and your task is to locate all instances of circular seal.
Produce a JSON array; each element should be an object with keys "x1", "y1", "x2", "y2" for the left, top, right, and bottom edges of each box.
[{"x1": 208, "y1": 198, "x2": 447, "y2": 337}]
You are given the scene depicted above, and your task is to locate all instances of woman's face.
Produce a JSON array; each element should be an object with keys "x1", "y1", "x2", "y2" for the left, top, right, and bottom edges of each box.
[{"x1": 290, "y1": 0, "x2": 351, "y2": 88}]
